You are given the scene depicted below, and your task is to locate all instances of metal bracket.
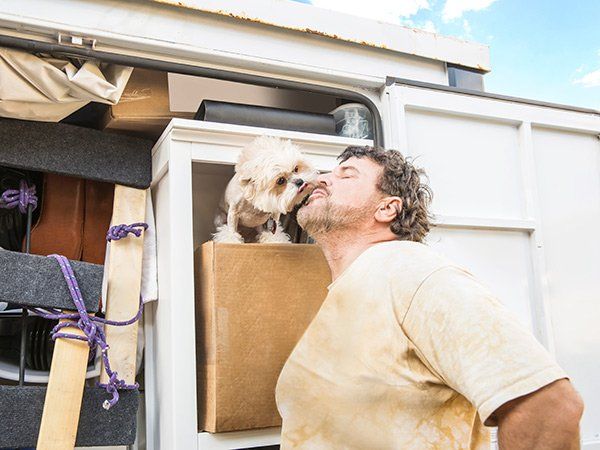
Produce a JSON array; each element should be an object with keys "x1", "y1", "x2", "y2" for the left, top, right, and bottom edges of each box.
[{"x1": 57, "y1": 33, "x2": 96, "y2": 49}]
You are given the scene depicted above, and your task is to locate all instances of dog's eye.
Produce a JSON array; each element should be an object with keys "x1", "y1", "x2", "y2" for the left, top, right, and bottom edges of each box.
[
  {"x1": 293, "y1": 166, "x2": 299, "y2": 173},
  {"x1": 276, "y1": 177, "x2": 286, "y2": 185}
]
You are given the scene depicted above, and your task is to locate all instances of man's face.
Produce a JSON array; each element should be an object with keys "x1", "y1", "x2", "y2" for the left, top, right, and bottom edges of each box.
[{"x1": 297, "y1": 156, "x2": 383, "y2": 236}]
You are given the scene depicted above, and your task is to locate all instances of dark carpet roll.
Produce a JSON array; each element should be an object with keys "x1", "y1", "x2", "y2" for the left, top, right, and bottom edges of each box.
[
  {"x1": 0, "y1": 118, "x2": 152, "y2": 189},
  {"x1": 0, "y1": 386, "x2": 139, "y2": 447},
  {"x1": 197, "y1": 100, "x2": 336, "y2": 135},
  {"x1": 0, "y1": 250, "x2": 102, "y2": 312}
]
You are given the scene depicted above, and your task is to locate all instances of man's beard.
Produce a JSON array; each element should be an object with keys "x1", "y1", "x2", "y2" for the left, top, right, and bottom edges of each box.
[{"x1": 297, "y1": 197, "x2": 374, "y2": 238}]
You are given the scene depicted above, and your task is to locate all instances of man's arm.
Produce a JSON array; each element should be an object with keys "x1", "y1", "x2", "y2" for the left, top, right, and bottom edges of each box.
[
  {"x1": 399, "y1": 266, "x2": 581, "y2": 447},
  {"x1": 493, "y1": 379, "x2": 584, "y2": 450}
]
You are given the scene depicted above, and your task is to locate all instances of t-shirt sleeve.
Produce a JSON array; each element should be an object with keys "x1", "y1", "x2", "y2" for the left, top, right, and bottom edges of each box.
[{"x1": 400, "y1": 265, "x2": 569, "y2": 427}]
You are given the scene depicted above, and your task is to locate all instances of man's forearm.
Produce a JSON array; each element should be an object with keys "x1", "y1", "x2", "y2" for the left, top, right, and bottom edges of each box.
[
  {"x1": 498, "y1": 421, "x2": 580, "y2": 450},
  {"x1": 495, "y1": 379, "x2": 583, "y2": 450}
]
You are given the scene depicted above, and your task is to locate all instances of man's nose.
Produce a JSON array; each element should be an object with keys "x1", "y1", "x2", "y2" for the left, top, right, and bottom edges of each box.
[{"x1": 316, "y1": 172, "x2": 331, "y2": 186}]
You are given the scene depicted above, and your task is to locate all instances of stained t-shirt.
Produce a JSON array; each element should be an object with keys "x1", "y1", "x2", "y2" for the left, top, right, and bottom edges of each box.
[{"x1": 275, "y1": 240, "x2": 568, "y2": 449}]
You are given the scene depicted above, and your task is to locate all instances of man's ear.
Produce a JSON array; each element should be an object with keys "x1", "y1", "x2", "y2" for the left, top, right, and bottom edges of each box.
[{"x1": 374, "y1": 196, "x2": 402, "y2": 224}]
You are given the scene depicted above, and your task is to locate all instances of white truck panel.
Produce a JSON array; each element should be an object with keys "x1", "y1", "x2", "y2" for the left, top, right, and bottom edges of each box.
[
  {"x1": 389, "y1": 82, "x2": 600, "y2": 448},
  {"x1": 532, "y1": 128, "x2": 600, "y2": 444}
]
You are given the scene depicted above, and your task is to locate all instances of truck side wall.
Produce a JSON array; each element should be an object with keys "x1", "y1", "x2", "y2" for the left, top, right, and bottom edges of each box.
[{"x1": 385, "y1": 83, "x2": 600, "y2": 447}]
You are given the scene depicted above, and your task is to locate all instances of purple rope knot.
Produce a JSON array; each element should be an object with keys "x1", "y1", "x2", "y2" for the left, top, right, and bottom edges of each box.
[
  {"x1": 82, "y1": 320, "x2": 99, "y2": 347},
  {"x1": 98, "y1": 369, "x2": 139, "y2": 410},
  {"x1": 106, "y1": 222, "x2": 148, "y2": 242},
  {"x1": 100, "y1": 373, "x2": 121, "y2": 409},
  {"x1": 28, "y1": 254, "x2": 143, "y2": 409},
  {"x1": 0, "y1": 179, "x2": 38, "y2": 214}
]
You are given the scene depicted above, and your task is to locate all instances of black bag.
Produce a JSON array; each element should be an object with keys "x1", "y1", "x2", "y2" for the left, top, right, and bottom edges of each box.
[{"x1": 0, "y1": 166, "x2": 43, "y2": 251}]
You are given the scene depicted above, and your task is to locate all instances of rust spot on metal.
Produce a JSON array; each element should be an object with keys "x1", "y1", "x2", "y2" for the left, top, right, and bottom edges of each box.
[
  {"x1": 149, "y1": 0, "x2": 490, "y2": 71},
  {"x1": 151, "y1": 0, "x2": 393, "y2": 51}
]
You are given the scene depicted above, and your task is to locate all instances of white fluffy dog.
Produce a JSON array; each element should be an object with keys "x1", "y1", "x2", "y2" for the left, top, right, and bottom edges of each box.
[{"x1": 213, "y1": 135, "x2": 318, "y2": 243}]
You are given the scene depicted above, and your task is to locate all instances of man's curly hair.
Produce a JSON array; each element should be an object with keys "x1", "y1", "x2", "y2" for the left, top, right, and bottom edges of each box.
[{"x1": 338, "y1": 146, "x2": 433, "y2": 242}]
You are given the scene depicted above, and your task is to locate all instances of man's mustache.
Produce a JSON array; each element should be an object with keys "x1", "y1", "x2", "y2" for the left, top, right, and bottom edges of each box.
[{"x1": 309, "y1": 187, "x2": 329, "y2": 198}]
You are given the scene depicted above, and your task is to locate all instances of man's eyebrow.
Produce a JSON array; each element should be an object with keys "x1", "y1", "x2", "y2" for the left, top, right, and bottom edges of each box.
[{"x1": 338, "y1": 165, "x2": 360, "y2": 174}]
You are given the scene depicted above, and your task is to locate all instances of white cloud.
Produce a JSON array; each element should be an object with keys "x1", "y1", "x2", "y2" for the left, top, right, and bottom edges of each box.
[
  {"x1": 574, "y1": 69, "x2": 600, "y2": 88},
  {"x1": 401, "y1": 18, "x2": 437, "y2": 33},
  {"x1": 462, "y1": 19, "x2": 472, "y2": 38},
  {"x1": 442, "y1": 0, "x2": 497, "y2": 21},
  {"x1": 310, "y1": 0, "x2": 430, "y2": 24},
  {"x1": 421, "y1": 20, "x2": 437, "y2": 33}
]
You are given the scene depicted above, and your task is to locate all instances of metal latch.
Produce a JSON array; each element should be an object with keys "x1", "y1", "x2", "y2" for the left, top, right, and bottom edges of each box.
[{"x1": 57, "y1": 33, "x2": 96, "y2": 49}]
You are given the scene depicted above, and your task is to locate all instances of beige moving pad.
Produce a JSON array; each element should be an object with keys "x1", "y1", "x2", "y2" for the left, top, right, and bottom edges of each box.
[{"x1": 0, "y1": 47, "x2": 132, "y2": 122}]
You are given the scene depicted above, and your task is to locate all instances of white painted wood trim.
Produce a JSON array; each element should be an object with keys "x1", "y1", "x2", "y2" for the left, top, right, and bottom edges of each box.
[
  {"x1": 157, "y1": 119, "x2": 373, "y2": 150},
  {"x1": 143, "y1": 302, "x2": 158, "y2": 450},
  {"x1": 152, "y1": 140, "x2": 199, "y2": 449},
  {"x1": 152, "y1": 119, "x2": 374, "y2": 173},
  {"x1": 198, "y1": 427, "x2": 281, "y2": 450}
]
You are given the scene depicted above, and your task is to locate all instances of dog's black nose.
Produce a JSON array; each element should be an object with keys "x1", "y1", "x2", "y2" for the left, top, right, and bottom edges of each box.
[{"x1": 294, "y1": 179, "x2": 304, "y2": 187}]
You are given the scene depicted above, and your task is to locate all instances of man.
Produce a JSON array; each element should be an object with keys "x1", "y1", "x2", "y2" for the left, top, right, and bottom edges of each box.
[{"x1": 275, "y1": 146, "x2": 584, "y2": 449}]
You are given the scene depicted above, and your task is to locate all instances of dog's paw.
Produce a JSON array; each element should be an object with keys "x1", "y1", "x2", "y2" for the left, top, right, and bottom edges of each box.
[
  {"x1": 257, "y1": 228, "x2": 292, "y2": 244},
  {"x1": 212, "y1": 225, "x2": 244, "y2": 243}
]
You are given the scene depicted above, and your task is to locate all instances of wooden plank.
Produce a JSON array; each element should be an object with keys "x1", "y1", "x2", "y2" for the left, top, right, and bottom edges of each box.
[
  {"x1": 100, "y1": 185, "x2": 147, "y2": 385},
  {"x1": 37, "y1": 316, "x2": 90, "y2": 450},
  {"x1": 37, "y1": 184, "x2": 146, "y2": 450}
]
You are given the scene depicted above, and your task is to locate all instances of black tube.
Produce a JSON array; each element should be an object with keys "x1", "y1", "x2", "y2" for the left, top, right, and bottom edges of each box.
[
  {"x1": 0, "y1": 34, "x2": 384, "y2": 146},
  {"x1": 18, "y1": 203, "x2": 33, "y2": 386}
]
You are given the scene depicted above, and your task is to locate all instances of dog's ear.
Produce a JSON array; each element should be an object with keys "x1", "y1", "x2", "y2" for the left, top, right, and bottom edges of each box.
[
  {"x1": 236, "y1": 158, "x2": 260, "y2": 189},
  {"x1": 237, "y1": 174, "x2": 257, "y2": 201}
]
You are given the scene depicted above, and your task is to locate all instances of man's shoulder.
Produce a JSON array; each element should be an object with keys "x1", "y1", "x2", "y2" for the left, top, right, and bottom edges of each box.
[
  {"x1": 365, "y1": 240, "x2": 470, "y2": 310},
  {"x1": 368, "y1": 239, "x2": 456, "y2": 275}
]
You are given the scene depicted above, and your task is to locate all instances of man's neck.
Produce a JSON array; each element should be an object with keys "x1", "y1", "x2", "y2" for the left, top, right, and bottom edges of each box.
[{"x1": 316, "y1": 230, "x2": 393, "y2": 282}]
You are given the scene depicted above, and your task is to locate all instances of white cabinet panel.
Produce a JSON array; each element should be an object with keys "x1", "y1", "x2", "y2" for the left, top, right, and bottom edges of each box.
[{"x1": 149, "y1": 119, "x2": 372, "y2": 449}]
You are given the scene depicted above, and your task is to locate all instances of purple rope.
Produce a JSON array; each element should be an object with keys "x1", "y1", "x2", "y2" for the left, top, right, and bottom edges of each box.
[
  {"x1": 0, "y1": 179, "x2": 38, "y2": 214},
  {"x1": 106, "y1": 222, "x2": 148, "y2": 241},
  {"x1": 29, "y1": 254, "x2": 142, "y2": 410}
]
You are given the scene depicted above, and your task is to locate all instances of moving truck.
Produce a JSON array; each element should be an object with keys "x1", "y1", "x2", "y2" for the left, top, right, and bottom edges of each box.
[{"x1": 0, "y1": 1, "x2": 598, "y2": 449}]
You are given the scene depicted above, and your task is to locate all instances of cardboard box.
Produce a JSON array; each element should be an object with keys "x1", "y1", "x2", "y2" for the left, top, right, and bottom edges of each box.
[
  {"x1": 195, "y1": 242, "x2": 330, "y2": 433},
  {"x1": 102, "y1": 68, "x2": 193, "y2": 139}
]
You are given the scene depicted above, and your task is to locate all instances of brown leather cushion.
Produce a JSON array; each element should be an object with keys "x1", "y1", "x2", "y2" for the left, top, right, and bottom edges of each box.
[
  {"x1": 82, "y1": 180, "x2": 114, "y2": 265},
  {"x1": 28, "y1": 173, "x2": 84, "y2": 260}
]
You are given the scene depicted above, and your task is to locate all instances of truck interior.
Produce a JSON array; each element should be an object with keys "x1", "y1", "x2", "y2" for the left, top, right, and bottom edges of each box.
[{"x1": 0, "y1": 40, "x2": 376, "y2": 448}]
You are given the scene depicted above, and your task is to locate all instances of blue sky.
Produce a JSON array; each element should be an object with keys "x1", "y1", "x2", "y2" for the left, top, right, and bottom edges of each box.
[{"x1": 290, "y1": 0, "x2": 600, "y2": 110}]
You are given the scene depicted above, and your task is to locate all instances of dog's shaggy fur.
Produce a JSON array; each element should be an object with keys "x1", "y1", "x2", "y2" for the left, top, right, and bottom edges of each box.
[{"x1": 213, "y1": 136, "x2": 318, "y2": 243}]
